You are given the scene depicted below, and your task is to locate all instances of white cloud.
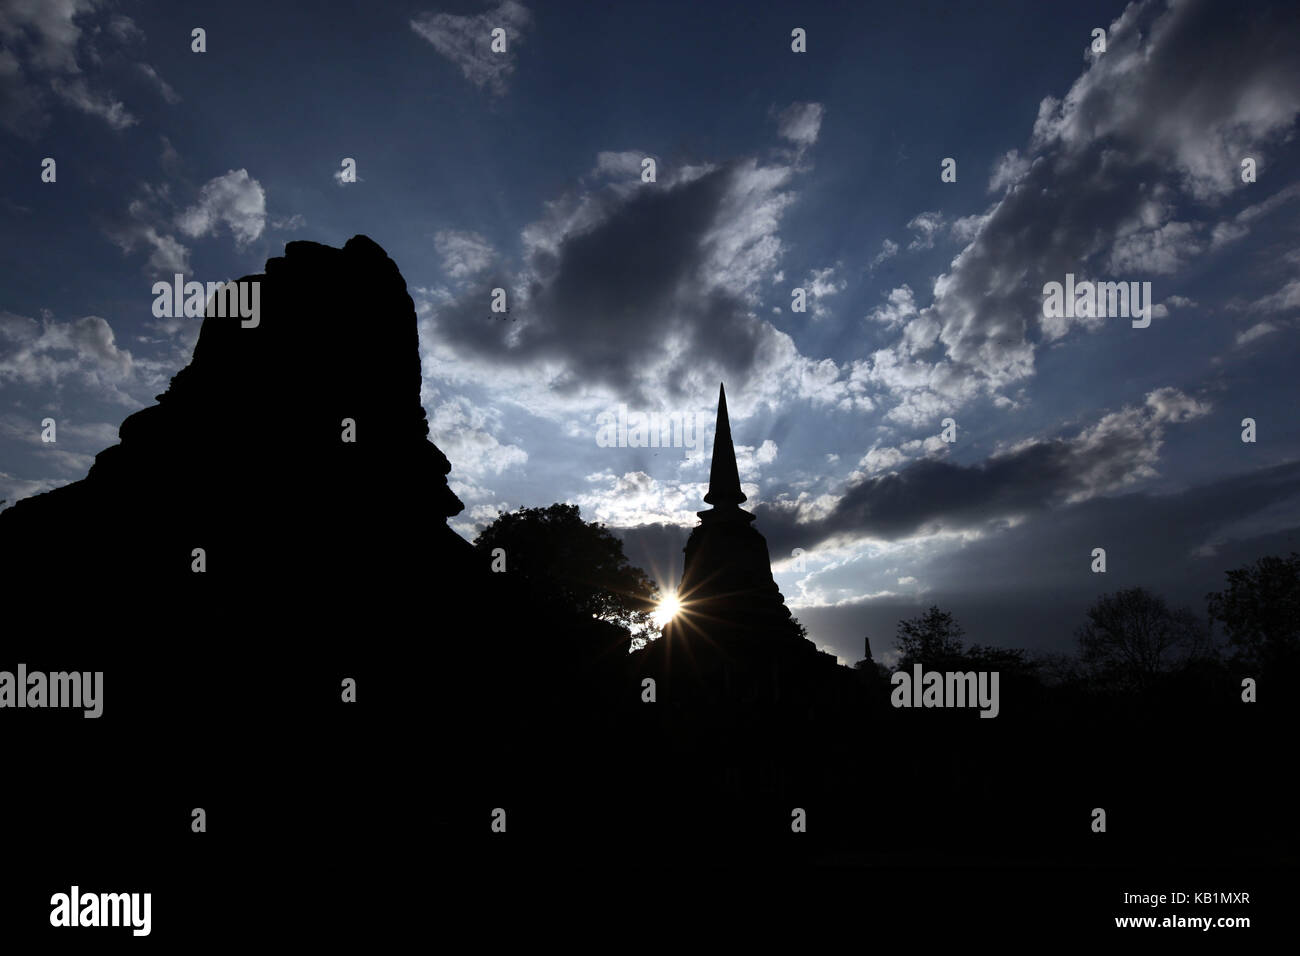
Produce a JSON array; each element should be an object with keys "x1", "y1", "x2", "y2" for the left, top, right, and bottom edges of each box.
[
  {"x1": 857, "y1": 445, "x2": 906, "y2": 475},
  {"x1": 435, "y1": 230, "x2": 495, "y2": 280},
  {"x1": 410, "y1": 1, "x2": 532, "y2": 96},
  {"x1": 869, "y1": 238, "x2": 899, "y2": 270},
  {"x1": 0, "y1": 472, "x2": 71, "y2": 508},
  {"x1": 270, "y1": 213, "x2": 306, "y2": 231},
  {"x1": 803, "y1": 264, "x2": 845, "y2": 319},
  {"x1": 735, "y1": 439, "x2": 778, "y2": 478},
  {"x1": 699, "y1": 160, "x2": 797, "y2": 299},
  {"x1": 774, "y1": 101, "x2": 825, "y2": 146},
  {"x1": 49, "y1": 76, "x2": 135, "y2": 129},
  {"x1": 856, "y1": 0, "x2": 1300, "y2": 429},
  {"x1": 906, "y1": 211, "x2": 945, "y2": 251},
  {"x1": 1244, "y1": 278, "x2": 1300, "y2": 314},
  {"x1": 898, "y1": 435, "x2": 949, "y2": 457},
  {"x1": 0, "y1": 311, "x2": 145, "y2": 404},
  {"x1": 590, "y1": 150, "x2": 651, "y2": 181},
  {"x1": 1235, "y1": 321, "x2": 1279, "y2": 347},
  {"x1": 107, "y1": 220, "x2": 190, "y2": 274},
  {"x1": 1107, "y1": 220, "x2": 1202, "y2": 275},
  {"x1": 427, "y1": 395, "x2": 527, "y2": 480},
  {"x1": 988, "y1": 149, "x2": 1030, "y2": 192},
  {"x1": 573, "y1": 470, "x2": 701, "y2": 529},
  {"x1": 175, "y1": 169, "x2": 267, "y2": 247},
  {"x1": 950, "y1": 212, "x2": 992, "y2": 244},
  {"x1": 866, "y1": 285, "x2": 917, "y2": 330}
]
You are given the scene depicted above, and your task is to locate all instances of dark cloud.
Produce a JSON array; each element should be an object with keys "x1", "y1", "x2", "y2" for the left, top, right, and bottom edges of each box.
[
  {"x1": 790, "y1": 461, "x2": 1300, "y2": 662},
  {"x1": 427, "y1": 162, "x2": 797, "y2": 405},
  {"x1": 755, "y1": 387, "x2": 1209, "y2": 554}
]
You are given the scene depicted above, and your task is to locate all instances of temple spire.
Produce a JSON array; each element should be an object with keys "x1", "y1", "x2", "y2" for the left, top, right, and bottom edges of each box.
[{"x1": 702, "y1": 383, "x2": 751, "y2": 520}]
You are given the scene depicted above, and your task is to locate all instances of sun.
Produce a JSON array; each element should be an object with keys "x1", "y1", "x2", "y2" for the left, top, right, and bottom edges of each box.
[{"x1": 653, "y1": 592, "x2": 681, "y2": 629}]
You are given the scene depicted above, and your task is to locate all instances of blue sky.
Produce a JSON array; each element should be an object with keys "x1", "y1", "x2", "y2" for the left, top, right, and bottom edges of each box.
[{"x1": 3, "y1": 0, "x2": 1299, "y2": 663}]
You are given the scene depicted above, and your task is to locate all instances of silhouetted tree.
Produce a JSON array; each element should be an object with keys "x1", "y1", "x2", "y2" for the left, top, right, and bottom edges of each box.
[
  {"x1": 895, "y1": 606, "x2": 967, "y2": 669},
  {"x1": 473, "y1": 503, "x2": 659, "y2": 636},
  {"x1": 962, "y1": 643, "x2": 1037, "y2": 675},
  {"x1": 894, "y1": 606, "x2": 1036, "y2": 676},
  {"x1": 1207, "y1": 551, "x2": 1300, "y2": 673},
  {"x1": 1032, "y1": 650, "x2": 1085, "y2": 687},
  {"x1": 1076, "y1": 587, "x2": 1209, "y2": 691}
]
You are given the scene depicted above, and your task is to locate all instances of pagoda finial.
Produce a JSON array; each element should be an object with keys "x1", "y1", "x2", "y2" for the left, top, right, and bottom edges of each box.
[{"x1": 702, "y1": 383, "x2": 750, "y2": 520}]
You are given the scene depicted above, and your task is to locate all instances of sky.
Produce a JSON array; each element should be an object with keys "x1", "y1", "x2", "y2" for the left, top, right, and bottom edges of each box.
[{"x1": 2, "y1": 0, "x2": 1299, "y2": 665}]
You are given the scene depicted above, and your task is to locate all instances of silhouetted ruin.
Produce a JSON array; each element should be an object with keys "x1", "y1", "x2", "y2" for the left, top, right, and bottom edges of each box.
[{"x1": 1, "y1": 237, "x2": 1293, "y2": 888}]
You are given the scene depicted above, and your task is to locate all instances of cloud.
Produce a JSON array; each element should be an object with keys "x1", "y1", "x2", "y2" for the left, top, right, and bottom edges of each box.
[
  {"x1": 1032, "y1": 0, "x2": 1300, "y2": 202},
  {"x1": 949, "y1": 212, "x2": 991, "y2": 244},
  {"x1": 422, "y1": 153, "x2": 845, "y2": 417},
  {"x1": 175, "y1": 170, "x2": 267, "y2": 247},
  {"x1": 1235, "y1": 321, "x2": 1279, "y2": 347},
  {"x1": 159, "y1": 135, "x2": 180, "y2": 172},
  {"x1": 905, "y1": 211, "x2": 945, "y2": 251},
  {"x1": 802, "y1": 264, "x2": 845, "y2": 319},
  {"x1": 856, "y1": 445, "x2": 907, "y2": 476},
  {"x1": 1244, "y1": 278, "x2": 1300, "y2": 314},
  {"x1": 0, "y1": 414, "x2": 121, "y2": 479},
  {"x1": 332, "y1": 162, "x2": 362, "y2": 186},
  {"x1": 1210, "y1": 183, "x2": 1300, "y2": 253},
  {"x1": 754, "y1": 387, "x2": 1211, "y2": 552},
  {"x1": 107, "y1": 14, "x2": 143, "y2": 43},
  {"x1": 1107, "y1": 220, "x2": 1202, "y2": 274},
  {"x1": 0, "y1": 0, "x2": 90, "y2": 73},
  {"x1": 0, "y1": 311, "x2": 143, "y2": 403},
  {"x1": 435, "y1": 230, "x2": 496, "y2": 280},
  {"x1": 787, "y1": 460, "x2": 1300, "y2": 658},
  {"x1": 590, "y1": 150, "x2": 651, "y2": 181},
  {"x1": 410, "y1": 1, "x2": 532, "y2": 96},
  {"x1": 869, "y1": 238, "x2": 899, "y2": 270},
  {"x1": 49, "y1": 76, "x2": 135, "y2": 128},
  {"x1": 270, "y1": 213, "x2": 306, "y2": 231},
  {"x1": 858, "y1": 0, "x2": 1300, "y2": 426},
  {"x1": 774, "y1": 101, "x2": 825, "y2": 146},
  {"x1": 136, "y1": 63, "x2": 180, "y2": 104},
  {"x1": 988, "y1": 149, "x2": 1030, "y2": 192},
  {"x1": 736, "y1": 438, "x2": 778, "y2": 476},
  {"x1": 0, "y1": 0, "x2": 146, "y2": 134},
  {"x1": 108, "y1": 172, "x2": 267, "y2": 272},
  {"x1": 108, "y1": 227, "x2": 189, "y2": 273},
  {"x1": 427, "y1": 394, "x2": 528, "y2": 479},
  {"x1": 866, "y1": 285, "x2": 917, "y2": 330},
  {"x1": 105, "y1": 187, "x2": 192, "y2": 273}
]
